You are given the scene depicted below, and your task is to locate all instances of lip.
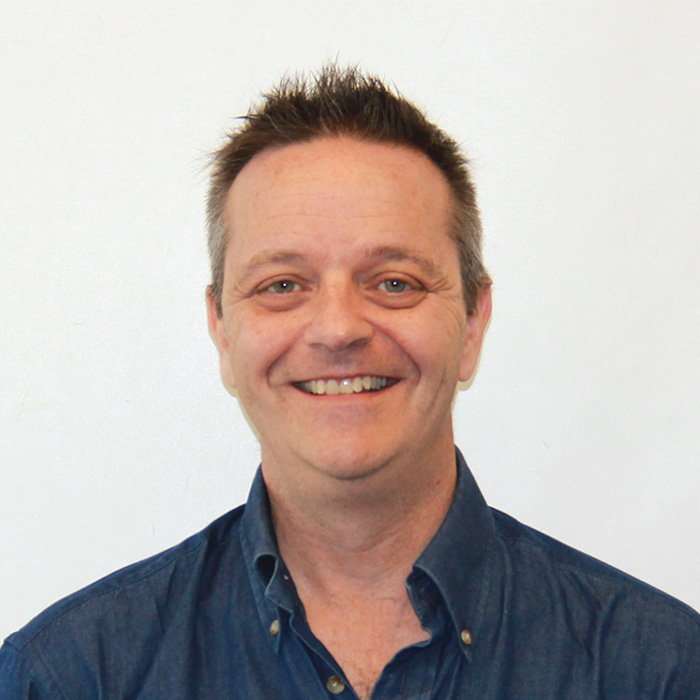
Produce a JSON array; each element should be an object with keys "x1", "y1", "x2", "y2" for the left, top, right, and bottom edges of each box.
[{"x1": 292, "y1": 375, "x2": 399, "y2": 396}]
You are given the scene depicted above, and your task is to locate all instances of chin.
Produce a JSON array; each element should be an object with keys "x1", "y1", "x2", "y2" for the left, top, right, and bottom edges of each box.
[{"x1": 298, "y1": 439, "x2": 402, "y2": 483}]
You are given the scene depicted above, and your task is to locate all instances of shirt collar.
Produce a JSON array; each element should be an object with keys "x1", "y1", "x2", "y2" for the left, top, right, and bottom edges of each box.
[
  {"x1": 239, "y1": 469, "x2": 300, "y2": 654},
  {"x1": 411, "y1": 447, "x2": 498, "y2": 660},
  {"x1": 239, "y1": 448, "x2": 497, "y2": 658}
]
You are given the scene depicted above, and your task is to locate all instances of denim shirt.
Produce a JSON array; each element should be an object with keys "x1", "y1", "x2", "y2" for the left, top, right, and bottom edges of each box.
[{"x1": 2, "y1": 449, "x2": 699, "y2": 699}]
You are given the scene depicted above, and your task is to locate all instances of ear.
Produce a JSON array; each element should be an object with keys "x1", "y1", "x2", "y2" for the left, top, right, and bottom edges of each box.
[
  {"x1": 458, "y1": 285, "x2": 492, "y2": 384},
  {"x1": 206, "y1": 287, "x2": 236, "y2": 391}
]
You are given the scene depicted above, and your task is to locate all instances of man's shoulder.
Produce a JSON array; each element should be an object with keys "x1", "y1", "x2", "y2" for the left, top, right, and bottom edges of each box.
[
  {"x1": 4, "y1": 504, "x2": 247, "y2": 654},
  {"x1": 490, "y1": 506, "x2": 700, "y2": 640}
]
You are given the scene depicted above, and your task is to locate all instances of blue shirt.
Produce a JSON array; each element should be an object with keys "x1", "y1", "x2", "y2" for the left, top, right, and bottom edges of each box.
[{"x1": 2, "y1": 449, "x2": 699, "y2": 699}]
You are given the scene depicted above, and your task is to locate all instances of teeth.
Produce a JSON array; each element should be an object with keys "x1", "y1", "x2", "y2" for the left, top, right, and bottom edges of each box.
[{"x1": 298, "y1": 376, "x2": 392, "y2": 396}]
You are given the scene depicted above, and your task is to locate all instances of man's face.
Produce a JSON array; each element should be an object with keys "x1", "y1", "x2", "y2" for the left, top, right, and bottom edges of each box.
[{"x1": 208, "y1": 136, "x2": 490, "y2": 485}]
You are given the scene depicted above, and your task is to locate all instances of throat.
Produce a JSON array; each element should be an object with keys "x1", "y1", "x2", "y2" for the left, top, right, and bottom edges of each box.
[{"x1": 301, "y1": 588, "x2": 430, "y2": 700}]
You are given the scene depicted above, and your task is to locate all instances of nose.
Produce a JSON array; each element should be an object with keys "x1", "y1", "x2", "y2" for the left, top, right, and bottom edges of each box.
[{"x1": 303, "y1": 279, "x2": 374, "y2": 352}]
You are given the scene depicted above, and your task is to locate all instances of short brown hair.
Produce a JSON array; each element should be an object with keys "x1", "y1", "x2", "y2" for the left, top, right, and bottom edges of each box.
[{"x1": 207, "y1": 65, "x2": 491, "y2": 316}]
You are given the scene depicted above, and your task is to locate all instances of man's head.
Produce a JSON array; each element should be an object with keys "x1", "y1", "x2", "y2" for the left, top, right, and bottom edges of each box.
[
  {"x1": 205, "y1": 66, "x2": 492, "y2": 486},
  {"x1": 207, "y1": 64, "x2": 491, "y2": 317}
]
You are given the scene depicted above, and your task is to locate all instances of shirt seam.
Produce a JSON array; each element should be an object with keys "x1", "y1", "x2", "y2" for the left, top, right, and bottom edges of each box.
[{"x1": 4, "y1": 638, "x2": 71, "y2": 700}]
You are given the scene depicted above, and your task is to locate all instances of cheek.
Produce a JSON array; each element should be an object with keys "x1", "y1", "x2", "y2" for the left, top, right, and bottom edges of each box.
[
  {"x1": 389, "y1": 309, "x2": 466, "y2": 372},
  {"x1": 228, "y1": 312, "x2": 300, "y2": 383}
]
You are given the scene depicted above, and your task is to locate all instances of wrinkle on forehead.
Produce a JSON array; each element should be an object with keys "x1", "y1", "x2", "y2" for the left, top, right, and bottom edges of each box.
[
  {"x1": 227, "y1": 137, "x2": 451, "y2": 225},
  {"x1": 250, "y1": 191, "x2": 420, "y2": 223}
]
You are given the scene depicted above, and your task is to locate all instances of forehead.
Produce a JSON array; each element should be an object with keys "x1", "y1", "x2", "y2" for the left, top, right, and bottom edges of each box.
[{"x1": 224, "y1": 136, "x2": 453, "y2": 246}]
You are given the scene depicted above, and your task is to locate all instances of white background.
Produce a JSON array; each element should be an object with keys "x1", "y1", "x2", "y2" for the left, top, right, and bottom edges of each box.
[{"x1": 2, "y1": 1, "x2": 699, "y2": 640}]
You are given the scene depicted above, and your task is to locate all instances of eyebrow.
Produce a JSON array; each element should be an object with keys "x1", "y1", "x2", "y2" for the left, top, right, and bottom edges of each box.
[
  {"x1": 364, "y1": 245, "x2": 446, "y2": 280},
  {"x1": 235, "y1": 251, "x2": 307, "y2": 288},
  {"x1": 234, "y1": 245, "x2": 446, "y2": 287}
]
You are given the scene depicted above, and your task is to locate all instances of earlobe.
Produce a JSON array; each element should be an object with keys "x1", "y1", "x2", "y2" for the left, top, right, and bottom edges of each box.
[
  {"x1": 206, "y1": 288, "x2": 236, "y2": 391},
  {"x1": 458, "y1": 285, "x2": 492, "y2": 384}
]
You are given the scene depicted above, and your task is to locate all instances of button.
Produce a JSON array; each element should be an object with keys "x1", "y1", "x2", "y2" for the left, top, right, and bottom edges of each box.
[
  {"x1": 460, "y1": 629, "x2": 473, "y2": 645},
  {"x1": 269, "y1": 619, "x2": 280, "y2": 636},
  {"x1": 326, "y1": 675, "x2": 345, "y2": 694}
]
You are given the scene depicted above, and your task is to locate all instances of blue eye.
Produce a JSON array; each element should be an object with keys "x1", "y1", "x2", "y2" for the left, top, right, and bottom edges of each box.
[
  {"x1": 268, "y1": 280, "x2": 298, "y2": 294},
  {"x1": 380, "y1": 279, "x2": 409, "y2": 293}
]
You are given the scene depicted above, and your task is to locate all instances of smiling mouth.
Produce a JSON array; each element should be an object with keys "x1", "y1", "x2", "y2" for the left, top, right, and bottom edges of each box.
[{"x1": 294, "y1": 376, "x2": 398, "y2": 396}]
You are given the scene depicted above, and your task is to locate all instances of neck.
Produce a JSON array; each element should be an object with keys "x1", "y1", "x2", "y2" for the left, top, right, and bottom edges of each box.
[{"x1": 264, "y1": 440, "x2": 457, "y2": 598}]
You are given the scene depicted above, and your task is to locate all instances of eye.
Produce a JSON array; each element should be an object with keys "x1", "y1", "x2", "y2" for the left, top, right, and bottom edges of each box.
[
  {"x1": 267, "y1": 280, "x2": 300, "y2": 294},
  {"x1": 378, "y1": 278, "x2": 411, "y2": 294},
  {"x1": 370, "y1": 275, "x2": 426, "y2": 309},
  {"x1": 250, "y1": 276, "x2": 308, "y2": 311}
]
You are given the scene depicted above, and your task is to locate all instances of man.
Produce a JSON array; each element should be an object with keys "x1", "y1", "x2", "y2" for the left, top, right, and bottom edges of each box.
[{"x1": 1, "y1": 66, "x2": 698, "y2": 699}]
